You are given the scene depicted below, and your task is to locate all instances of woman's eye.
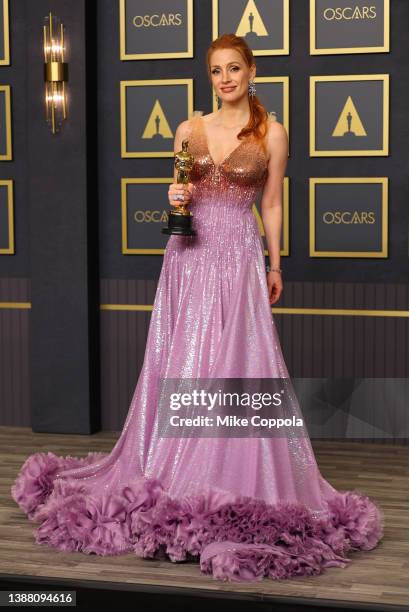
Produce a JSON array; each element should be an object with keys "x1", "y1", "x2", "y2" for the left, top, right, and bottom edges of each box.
[{"x1": 211, "y1": 66, "x2": 240, "y2": 74}]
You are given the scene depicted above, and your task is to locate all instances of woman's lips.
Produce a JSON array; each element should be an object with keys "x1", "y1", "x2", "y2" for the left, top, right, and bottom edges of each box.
[{"x1": 221, "y1": 86, "x2": 236, "y2": 92}]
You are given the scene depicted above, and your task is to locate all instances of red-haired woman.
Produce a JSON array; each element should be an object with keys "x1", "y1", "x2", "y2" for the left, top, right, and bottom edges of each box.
[{"x1": 12, "y1": 34, "x2": 383, "y2": 583}]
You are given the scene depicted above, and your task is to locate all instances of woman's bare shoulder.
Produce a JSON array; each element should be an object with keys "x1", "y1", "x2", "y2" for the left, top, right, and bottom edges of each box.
[
  {"x1": 176, "y1": 112, "x2": 208, "y2": 137},
  {"x1": 266, "y1": 113, "x2": 283, "y2": 127},
  {"x1": 264, "y1": 116, "x2": 288, "y2": 161},
  {"x1": 266, "y1": 116, "x2": 288, "y2": 141},
  {"x1": 176, "y1": 118, "x2": 192, "y2": 139}
]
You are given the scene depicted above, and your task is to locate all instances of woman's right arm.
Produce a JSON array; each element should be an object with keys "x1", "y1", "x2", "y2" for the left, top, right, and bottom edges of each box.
[{"x1": 168, "y1": 119, "x2": 193, "y2": 207}]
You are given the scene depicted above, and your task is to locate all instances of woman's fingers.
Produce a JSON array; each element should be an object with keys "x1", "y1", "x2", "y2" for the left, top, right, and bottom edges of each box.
[
  {"x1": 270, "y1": 286, "x2": 282, "y2": 304},
  {"x1": 168, "y1": 183, "x2": 183, "y2": 206},
  {"x1": 267, "y1": 278, "x2": 282, "y2": 304},
  {"x1": 171, "y1": 183, "x2": 193, "y2": 194},
  {"x1": 168, "y1": 183, "x2": 193, "y2": 207}
]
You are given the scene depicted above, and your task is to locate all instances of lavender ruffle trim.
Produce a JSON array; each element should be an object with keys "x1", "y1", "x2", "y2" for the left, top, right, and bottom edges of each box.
[{"x1": 11, "y1": 451, "x2": 384, "y2": 582}]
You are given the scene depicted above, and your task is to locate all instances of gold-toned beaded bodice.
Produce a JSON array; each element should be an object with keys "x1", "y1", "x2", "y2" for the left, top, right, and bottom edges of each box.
[{"x1": 187, "y1": 115, "x2": 268, "y2": 208}]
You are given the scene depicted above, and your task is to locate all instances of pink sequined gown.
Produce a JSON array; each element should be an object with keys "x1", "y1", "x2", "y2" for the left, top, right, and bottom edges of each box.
[{"x1": 11, "y1": 115, "x2": 383, "y2": 582}]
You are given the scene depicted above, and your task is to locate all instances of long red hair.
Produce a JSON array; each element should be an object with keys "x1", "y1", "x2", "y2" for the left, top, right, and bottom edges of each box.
[{"x1": 206, "y1": 33, "x2": 270, "y2": 152}]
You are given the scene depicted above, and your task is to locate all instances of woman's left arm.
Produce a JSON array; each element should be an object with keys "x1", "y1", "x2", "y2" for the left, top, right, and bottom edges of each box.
[{"x1": 260, "y1": 121, "x2": 289, "y2": 305}]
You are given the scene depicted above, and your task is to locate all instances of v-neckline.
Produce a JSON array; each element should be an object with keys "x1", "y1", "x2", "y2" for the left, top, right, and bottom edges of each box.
[{"x1": 198, "y1": 115, "x2": 247, "y2": 169}]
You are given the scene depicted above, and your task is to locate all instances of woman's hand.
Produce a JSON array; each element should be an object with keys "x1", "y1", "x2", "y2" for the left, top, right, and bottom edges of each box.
[
  {"x1": 168, "y1": 183, "x2": 193, "y2": 208},
  {"x1": 267, "y1": 271, "x2": 282, "y2": 305}
]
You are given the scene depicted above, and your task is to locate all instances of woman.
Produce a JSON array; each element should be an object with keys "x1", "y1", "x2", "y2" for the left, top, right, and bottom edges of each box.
[{"x1": 11, "y1": 34, "x2": 383, "y2": 582}]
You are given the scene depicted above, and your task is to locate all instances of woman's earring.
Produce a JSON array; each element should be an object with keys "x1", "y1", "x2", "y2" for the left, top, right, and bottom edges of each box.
[
  {"x1": 248, "y1": 80, "x2": 256, "y2": 98},
  {"x1": 214, "y1": 91, "x2": 221, "y2": 108}
]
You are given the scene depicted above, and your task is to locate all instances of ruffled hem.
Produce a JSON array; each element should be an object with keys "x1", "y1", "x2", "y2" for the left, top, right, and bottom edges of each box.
[{"x1": 11, "y1": 451, "x2": 384, "y2": 582}]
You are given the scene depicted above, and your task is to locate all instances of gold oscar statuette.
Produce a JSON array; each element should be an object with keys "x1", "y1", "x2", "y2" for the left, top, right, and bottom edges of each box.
[{"x1": 162, "y1": 138, "x2": 196, "y2": 236}]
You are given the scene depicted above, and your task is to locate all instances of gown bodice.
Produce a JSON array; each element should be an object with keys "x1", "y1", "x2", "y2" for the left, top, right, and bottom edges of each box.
[{"x1": 186, "y1": 115, "x2": 269, "y2": 211}]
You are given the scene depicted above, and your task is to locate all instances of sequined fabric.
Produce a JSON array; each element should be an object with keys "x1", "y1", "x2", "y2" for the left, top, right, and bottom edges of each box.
[{"x1": 10, "y1": 115, "x2": 384, "y2": 581}]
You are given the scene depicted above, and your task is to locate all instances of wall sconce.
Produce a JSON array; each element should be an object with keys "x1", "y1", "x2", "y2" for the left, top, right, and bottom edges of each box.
[{"x1": 43, "y1": 12, "x2": 68, "y2": 134}]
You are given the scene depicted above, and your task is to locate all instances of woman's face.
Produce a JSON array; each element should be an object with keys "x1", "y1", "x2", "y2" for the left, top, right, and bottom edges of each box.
[{"x1": 209, "y1": 48, "x2": 255, "y2": 104}]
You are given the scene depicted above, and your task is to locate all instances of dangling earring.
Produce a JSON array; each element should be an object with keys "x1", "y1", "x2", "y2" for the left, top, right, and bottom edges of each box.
[
  {"x1": 248, "y1": 79, "x2": 256, "y2": 98},
  {"x1": 214, "y1": 91, "x2": 221, "y2": 108}
]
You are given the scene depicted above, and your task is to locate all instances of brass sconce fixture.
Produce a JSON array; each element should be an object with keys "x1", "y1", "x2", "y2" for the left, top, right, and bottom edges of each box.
[{"x1": 43, "y1": 12, "x2": 68, "y2": 134}]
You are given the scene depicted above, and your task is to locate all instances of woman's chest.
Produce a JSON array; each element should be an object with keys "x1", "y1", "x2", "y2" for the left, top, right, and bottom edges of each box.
[{"x1": 188, "y1": 140, "x2": 268, "y2": 188}]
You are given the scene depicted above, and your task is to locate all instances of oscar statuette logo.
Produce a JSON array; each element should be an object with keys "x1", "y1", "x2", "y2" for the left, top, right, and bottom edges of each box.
[{"x1": 161, "y1": 138, "x2": 196, "y2": 236}]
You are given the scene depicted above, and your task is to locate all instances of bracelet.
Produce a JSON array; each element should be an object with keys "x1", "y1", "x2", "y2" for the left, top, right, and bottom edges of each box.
[{"x1": 266, "y1": 265, "x2": 282, "y2": 274}]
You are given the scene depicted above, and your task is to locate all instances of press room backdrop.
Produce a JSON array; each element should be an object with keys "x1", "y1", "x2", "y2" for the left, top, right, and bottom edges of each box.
[{"x1": 0, "y1": 0, "x2": 408, "y2": 440}]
